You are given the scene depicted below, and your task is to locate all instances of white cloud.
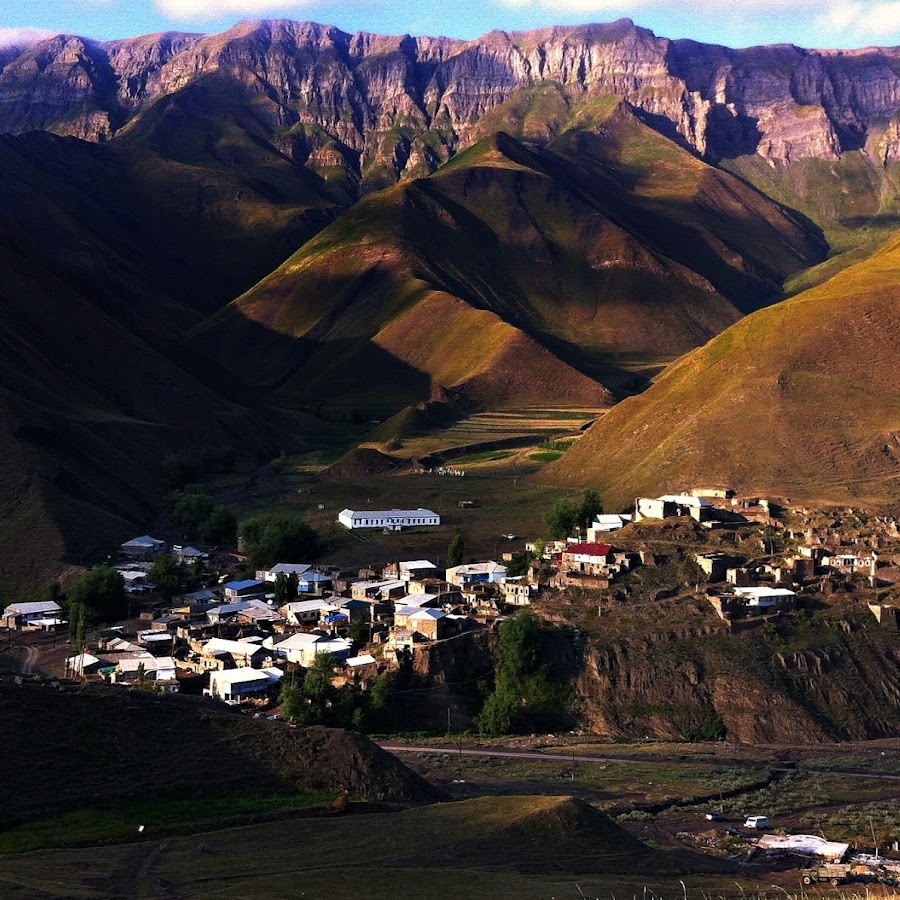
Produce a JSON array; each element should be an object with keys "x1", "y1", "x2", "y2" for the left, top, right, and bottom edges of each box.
[
  {"x1": 494, "y1": 0, "x2": 900, "y2": 40},
  {"x1": 819, "y1": 1, "x2": 900, "y2": 39},
  {"x1": 496, "y1": 0, "x2": 830, "y2": 12},
  {"x1": 155, "y1": 0, "x2": 313, "y2": 19},
  {"x1": 0, "y1": 27, "x2": 55, "y2": 49}
]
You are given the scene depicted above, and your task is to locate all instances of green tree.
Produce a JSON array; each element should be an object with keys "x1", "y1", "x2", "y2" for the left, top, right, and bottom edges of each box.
[
  {"x1": 578, "y1": 489, "x2": 603, "y2": 532},
  {"x1": 505, "y1": 552, "x2": 532, "y2": 577},
  {"x1": 148, "y1": 554, "x2": 188, "y2": 602},
  {"x1": 478, "y1": 681, "x2": 519, "y2": 736},
  {"x1": 447, "y1": 533, "x2": 465, "y2": 567},
  {"x1": 67, "y1": 595, "x2": 87, "y2": 675},
  {"x1": 281, "y1": 653, "x2": 339, "y2": 726},
  {"x1": 240, "y1": 514, "x2": 320, "y2": 571},
  {"x1": 477, "y1": 612, "x2": 571, "y2": 737},
  {"x1": 42, "y1": 579, "x2": 64, "y2": 607},
  {"x1": 274, "y1": 572, "x2": 288, "y2": 606},
  {"x1": 68, "y1": 566, "x2": 126, "y2": 620},
  {"x1": 161, "y1": 452, "x2": 203, "y2": 490},
  {"x1": 348, "y1": 619, "x2": 369, "y2": 647},
  {"x1": 532, "y1": 539, "x2": 547, "y2": 560},
  {"x1": 273, "y1": 572, "x2": 298, "y2": 606},
  {"x1": 199, "y1": 507, "x2": 237, "y2": 547},
  {"x1": 167, "y1": 485, "x2": 215, "y2": 538},
  {"x1": 280, "y1": 678, "x2": 308, "y2": 724},
  {"x1": 545, "y1": 498, "x2": 578, "y2": 539}
]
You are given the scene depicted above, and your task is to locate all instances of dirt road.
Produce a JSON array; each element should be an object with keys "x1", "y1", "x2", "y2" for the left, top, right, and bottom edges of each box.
[{"x1": 378, "y1": 742, "x2": 900, "y2": 781}]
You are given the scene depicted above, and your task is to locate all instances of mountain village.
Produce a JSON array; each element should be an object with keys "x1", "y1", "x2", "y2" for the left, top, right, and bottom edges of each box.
[{"x1": 5, "y1": 488, "x2": 899, "y2": 704}]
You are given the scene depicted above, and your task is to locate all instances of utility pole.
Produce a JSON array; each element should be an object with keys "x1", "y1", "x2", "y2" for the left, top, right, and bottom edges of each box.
[
  {"x1": 447, "y1": 706, "x2": 451, "y2": 739},
  {"x1": 571, "y1": 748, "x2": 576, "y2": 781}
]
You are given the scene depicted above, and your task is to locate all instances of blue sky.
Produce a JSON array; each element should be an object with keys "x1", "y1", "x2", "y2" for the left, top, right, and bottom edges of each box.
[{"x1": 1, "y1": 0, "x2": 899, "y2": 49}]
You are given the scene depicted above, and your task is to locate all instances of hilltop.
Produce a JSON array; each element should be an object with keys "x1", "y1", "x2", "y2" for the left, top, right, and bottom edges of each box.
[{"x1": 542, "y1": 231, "x2": 900, "y2": 507}]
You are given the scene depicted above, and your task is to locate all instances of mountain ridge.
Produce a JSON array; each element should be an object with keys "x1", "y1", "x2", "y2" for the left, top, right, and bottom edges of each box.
[{"x1": 3, "y1": 17, "x2": 900, "y2": 189}]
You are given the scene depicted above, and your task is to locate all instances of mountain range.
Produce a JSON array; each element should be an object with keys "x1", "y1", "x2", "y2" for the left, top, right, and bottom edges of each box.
[{"x1": 2, "y1": 18, "x2": 900, "y2": 583}]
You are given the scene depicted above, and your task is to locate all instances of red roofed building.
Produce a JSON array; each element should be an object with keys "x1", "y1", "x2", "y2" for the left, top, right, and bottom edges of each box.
[
  {"x1": 562, "y1": 543, "x2": 613, "y2": 568},
  {"x1": 557, "y1": 543, "x2": 616, "y2": 584}
]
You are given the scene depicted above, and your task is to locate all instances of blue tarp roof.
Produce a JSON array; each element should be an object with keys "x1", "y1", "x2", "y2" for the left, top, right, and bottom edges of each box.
[
  {"x1": 224, "y1": 580, "x2": 263, "y2": 591},
  {"x1": 324, "y1": 613, "x2": 349, "y2": 624}
]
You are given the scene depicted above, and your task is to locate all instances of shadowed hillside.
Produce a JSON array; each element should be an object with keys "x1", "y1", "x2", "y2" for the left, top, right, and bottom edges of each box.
[
  {"x1": 542, "y1": 230, "x2": 900, "y2": 506},
  {"x1": 0, "y1": 678, "x2": 441, "y2": 831},
  {"x1": 194, "y1": 110, "x2": 824, "y2": 418}
]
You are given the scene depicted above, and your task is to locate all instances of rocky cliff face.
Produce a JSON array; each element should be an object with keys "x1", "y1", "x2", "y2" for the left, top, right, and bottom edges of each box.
[
  {"x1": 403, "y1": 618, "x2": 900, "y2": 743},
  {"x1": 1, "y1": 18, "x2": 900, "y2": 184}
]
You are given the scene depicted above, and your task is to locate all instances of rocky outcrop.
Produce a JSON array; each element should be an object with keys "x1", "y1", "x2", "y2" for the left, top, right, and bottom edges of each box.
[
  {"x1": 1, "y1": 19, "x2": 900, "y2": 179},
  {"x1": 405, "y1": 620, "x2": 900, "y2": 743}
]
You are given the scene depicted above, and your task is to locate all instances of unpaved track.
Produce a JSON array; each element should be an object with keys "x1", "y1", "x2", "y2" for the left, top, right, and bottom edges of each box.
[{"x1": 379, "y1": 742, "x2": 900, "y2": 781}]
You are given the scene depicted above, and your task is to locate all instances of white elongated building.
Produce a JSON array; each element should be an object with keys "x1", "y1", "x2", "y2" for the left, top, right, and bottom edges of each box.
[{"x1": 338, "y1": 508, "x2": 440, "y2": 531}]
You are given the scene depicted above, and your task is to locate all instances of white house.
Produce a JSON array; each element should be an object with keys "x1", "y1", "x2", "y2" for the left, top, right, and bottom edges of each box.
[
  {"x1": 256, "y1": 563, "x2": 313, "y2": 582},
  {"x1": 281, "y1": 599, "x2": 337, "y2": 626},
  {"x1": 587, "y1": 513, "x2": 633, "y2": 540},
  {"x1": 272, "y1": 633, "x2": 352, "y2": 666},
  {"x1": 338, "y1": 508, "x2": 440, "y2": 531},
  {"x1": 200, "y1": 637, "x2": 271, "y2": 669},
  {"x1": 445, "y1": 562, "x2": 507, "y2": 587},
  {"x1": 206, "y1": 667, "x2": 283, "y2": 704},
  {"x1": 635, "y1": 495, "x2": 713, "y2": 523},
  {"x1": 396, "y1": 560, "x2": 438, "y2": 581},
  {"x1": 2, "y1": 600, "x2": 63, "y2": 630},
  {"x1": 732, "y1": 586, "x2": 797, "y2": 609},
  {"x1": 346, "y1": 654, "x2": 377, "y2": 668}
]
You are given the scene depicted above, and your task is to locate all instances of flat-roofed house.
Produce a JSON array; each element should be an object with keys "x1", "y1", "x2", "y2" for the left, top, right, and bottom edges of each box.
[
  {"x1": 200, "y1": 638, "x2": 272, "y2": 670},
  {"x1": 256, "y1": 563, "x2": 313, "y2": 582},
  {"x1": 281, "y1": 599, "x2": 337, "y2": 626},
  {"x1": 120, "y1": 535, "x2": 166, "y2": 560},
  {"x1": 338, "y1": 508, "x2": 440, "y2": 531},
  {"x1": 222, "y1": 579, "x2": 266, "y2": 599},
  {"x1": 2, "y1": 600, "x2": 63, "y2": 630},
  {"x1": 206, "y1": 667, "x2": 283, "y2": 703},
  {"x1": 408, "y1": 608, "x2": 448, "y2": 641},
  {"x1": 445, "y1": 562, "x2": 507, "y2": 587}
]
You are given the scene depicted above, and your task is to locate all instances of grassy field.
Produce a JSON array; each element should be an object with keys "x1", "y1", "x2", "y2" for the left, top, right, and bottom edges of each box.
[
  {"x1": 0, "y1": 795, "x2": 774, "y2": 900},
  {"x1": 242, "y1": 467, "x2": 572, "y2": 567},
  {"x1": 0, "y1": 794, "x2": 331, "y2": 854}
]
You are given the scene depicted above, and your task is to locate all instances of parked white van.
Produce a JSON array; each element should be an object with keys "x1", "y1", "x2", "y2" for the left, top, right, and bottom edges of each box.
[{"x1": 744, "y1": 815, "x2": 770, "y2": 829}]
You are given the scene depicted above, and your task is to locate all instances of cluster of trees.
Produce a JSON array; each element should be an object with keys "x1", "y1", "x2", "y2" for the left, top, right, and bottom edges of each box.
[
  {"x1": 280, "y1": 654, "x2": 393, "y2": 732},
  {"x1": 166, "y1": 486, "x2": 237, "y2": 548},
  {"x1": 477, "y1": 612, "x2": 573, "y2": 737},
  {"x1": 240, "y1": 514, "x2": 321, "y2": 571},
  {"x1": 161, "y1": 447, "x2": 237, "y2": 491},
  {"x1": 545, "y1": 490, "x2": 603, "y2": 539},
  {"x1": 62, "y1": 566, "x2": 129, "y2": 655}
]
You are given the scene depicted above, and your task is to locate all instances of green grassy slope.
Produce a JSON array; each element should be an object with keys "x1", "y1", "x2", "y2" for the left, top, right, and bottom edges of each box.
[
  {"x1": 194, "y1": 110, "x2": 825, "y2": 421},
  {"x1": 542, "y1": 230, "x2": 900, "y2": 507}
]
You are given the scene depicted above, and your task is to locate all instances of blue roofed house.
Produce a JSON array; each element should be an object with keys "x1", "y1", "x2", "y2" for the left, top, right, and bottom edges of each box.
[
  {"x1": 120, "y1": 535, "x2": 166, "y2": 561},
  {"x1": 223, "y1": 579, "x2": 266, "y2": 600},
  {"x1": 445, "y1": 562, "x2": 508, "y2": 587}
]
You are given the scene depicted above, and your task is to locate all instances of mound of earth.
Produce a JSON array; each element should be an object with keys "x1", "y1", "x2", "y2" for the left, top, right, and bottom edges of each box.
[
  {"x1": 0, "y1": 678, "x2": 442, "y2": 829},
  {"x1": 320, "y1": 447, "x2": 410, "y2": 480}
]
